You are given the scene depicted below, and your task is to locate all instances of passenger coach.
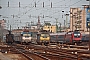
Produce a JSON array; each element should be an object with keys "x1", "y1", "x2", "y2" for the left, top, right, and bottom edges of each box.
[{"x1": 50, "y1": 32, "x2": 66, "y2": 43}]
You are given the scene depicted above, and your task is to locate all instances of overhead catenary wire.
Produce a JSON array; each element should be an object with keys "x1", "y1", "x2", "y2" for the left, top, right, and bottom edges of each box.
[
  {"x1": 4, "y1": 0, "x2": 67, "y2": 17},
  {"x1": 13, "y1": 0, "x2": 84, "y2": 24},
  {"x1": 49, "y1": 0, "x2": 83, "y2": 16},
  {"x1": 0, "y1": 0, "x2": 86, "y2": 23},
  {"x1": 1, "y1": 0, "x2": 85, "y2": 20}
]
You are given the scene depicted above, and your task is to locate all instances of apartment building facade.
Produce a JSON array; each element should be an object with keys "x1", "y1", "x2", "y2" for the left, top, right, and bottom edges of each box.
[{"x1": 70, "y1": 5, "x2": 89, "y2": 33}]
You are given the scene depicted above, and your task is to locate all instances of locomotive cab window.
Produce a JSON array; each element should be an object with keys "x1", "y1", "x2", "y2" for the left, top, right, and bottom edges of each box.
[{"x1": 41, "y1": 34, "x2": 49, "y2": 37}]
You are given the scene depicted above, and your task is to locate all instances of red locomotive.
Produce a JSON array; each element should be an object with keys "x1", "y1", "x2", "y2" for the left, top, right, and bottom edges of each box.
[{"x1": 65, "y1": 31, "x2": 82, "y2": 43}]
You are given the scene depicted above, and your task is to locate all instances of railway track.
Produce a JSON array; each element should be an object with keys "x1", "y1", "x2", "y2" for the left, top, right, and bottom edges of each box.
[
  {"x1": 26, "y1": 43, "x2": 90, "y2": 60},
  {"x1": 0, "y1": 43, "x2": 90, "y2": 60},
  {"x1": 9, "y1": 44, "x2": 51, "y2": 60},
  {"x1": 17, "y1": 43, "x2": 90, "y2": 60}
]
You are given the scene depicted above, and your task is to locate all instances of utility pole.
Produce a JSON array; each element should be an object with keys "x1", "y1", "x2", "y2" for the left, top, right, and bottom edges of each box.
[
  {"x1": 72, "y1": 8, "x2": 73, "y2": 31},
  {"x1": 65, "y1": 14, "x2": 69, "y2": 31},
  {"x1": 10, "y1": 25, "x2": 11, "y2": 32},
  {"x1": 0, "y1": 23, "x2": 1, "y2": 42},
  {"x1": 0, "y1": 23, "x2": 3, "y2": 43},
  {"x1": 59, "y1": 23, "x2": 61, "y2": 32},
  {"x1": 55, "y1": 18, "x2": 58, "y2": 33},
  {"x1": 64, "y1": 20, "x2": 65, "y2": 30}
]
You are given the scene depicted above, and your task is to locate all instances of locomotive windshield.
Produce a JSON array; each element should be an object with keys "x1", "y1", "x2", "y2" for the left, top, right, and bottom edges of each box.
[
  {"x1": 73, "y1": 31, "x2": 81, "y2": 38},
  {"x1": 23, "y1": 34, "x2": 31, "y2": 37},
  {"x1": 22, "y1": 32, "x2": 31, "y2": 37},
  {"x1": 41, "y1": 34, "x2": 49, "y2": 36},
  {"x1": 41, "y1": 34, "x2": 49, "y2": 38}
]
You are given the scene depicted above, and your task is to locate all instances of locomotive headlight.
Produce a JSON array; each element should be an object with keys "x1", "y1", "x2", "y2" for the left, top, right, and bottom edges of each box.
[
  {"x1": 74, "y1": 34, "x2": 77, "y2": 36},
  {"x1": 77, "y1": 34, "x2": 80, "y2": 36}
]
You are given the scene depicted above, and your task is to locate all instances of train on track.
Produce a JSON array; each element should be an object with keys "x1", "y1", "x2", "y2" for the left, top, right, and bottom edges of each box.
[
  {"x1": 36, "y1": 30, "x2": 50, "y2": 44},
  {"x1": 50, "y1": 31, "x2": 82, "y2": 44},
  {"x1": 20, "y1": 29, "x2": 32, "y2": 44},
  {"x1": 14, "y1": 29, "x2": 32, "y2": 44},
  {"x1": 6, "y1": 30, "x2": 14, "y2": 44},
  {"x1": 82, "y1": 34, "x2": 90, "y2": 42},
  {"x1": 6, "y1": 28, "x2": 89, "y2": 45}
]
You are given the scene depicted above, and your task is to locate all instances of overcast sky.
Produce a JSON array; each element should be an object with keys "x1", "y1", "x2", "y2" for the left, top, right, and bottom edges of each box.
[{"x1": 0, "y1": 0, "x2": 89, "y2": 29}]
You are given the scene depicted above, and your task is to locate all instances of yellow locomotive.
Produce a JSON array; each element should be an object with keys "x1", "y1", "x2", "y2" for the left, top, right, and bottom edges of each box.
[{"x1": 36, "y1": 30, "x2": 50, "y2": 45}]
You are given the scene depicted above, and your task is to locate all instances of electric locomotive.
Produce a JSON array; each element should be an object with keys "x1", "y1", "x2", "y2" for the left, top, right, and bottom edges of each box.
[
  {"x1": 65, "y1": 31, "x2": 82, "y2": 43},
  {"x1": 36, "y1": 30, "x2": 50, "y2": 44},
  {"x1": 21, "y1": 29, "x2": 32, "y2": 44}
]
